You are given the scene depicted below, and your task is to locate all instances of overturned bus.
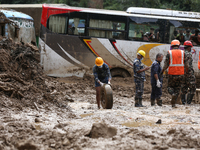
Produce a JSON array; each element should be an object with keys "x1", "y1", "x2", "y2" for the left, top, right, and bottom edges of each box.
[{"x1": 0, "y1": 9, "x2": 36, "y2": 44}]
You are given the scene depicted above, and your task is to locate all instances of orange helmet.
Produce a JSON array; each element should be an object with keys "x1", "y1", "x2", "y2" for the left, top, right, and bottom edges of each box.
[
  {"x1": 95, "y1": 57, "x2": 104, "y2": 66},
  {"x1": 171, "y1": 40, "x2": 180, "y2": 46}
]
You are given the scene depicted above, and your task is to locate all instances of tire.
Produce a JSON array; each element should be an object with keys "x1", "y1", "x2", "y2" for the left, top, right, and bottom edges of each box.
[
  {"x1": 111, "y1": 68, "x2": 130, "y2": 78},
  {"x1": 101, "y1": 84, "x2": 113, "y2": 109}
]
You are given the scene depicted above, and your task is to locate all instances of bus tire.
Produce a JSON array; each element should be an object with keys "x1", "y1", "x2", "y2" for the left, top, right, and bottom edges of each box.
[
  {"x1": 101, "y1": 84, "x2": 113, "y2": 109},
  {"x1": 111, "y1": 68, "x2": 131, "y2": 78}
]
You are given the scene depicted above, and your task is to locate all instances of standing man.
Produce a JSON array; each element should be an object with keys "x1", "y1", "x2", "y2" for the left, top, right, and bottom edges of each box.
[
  {"x1": 181, "y1": 41, "x2": 196, "y2": 104},
  {"x1": 133, "y1": 50, "x2": 150, "y2": 107},
  {"x1": 150, "y1": 53, "x2": 163, "y2": 106},
  {"x1": 93, "y1": 57, "x2": 111, "y2": 109},
  {"x1": 160, "y1": 40, "x2": 188, "y2": 107}
]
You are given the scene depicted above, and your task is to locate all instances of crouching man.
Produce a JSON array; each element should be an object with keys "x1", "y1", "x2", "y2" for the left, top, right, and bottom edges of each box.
[{"x1": 93, "y1": 57, "x2": 111, "y2": 109}]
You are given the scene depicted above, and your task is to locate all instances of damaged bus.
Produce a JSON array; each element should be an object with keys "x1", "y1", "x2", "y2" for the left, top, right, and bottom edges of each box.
[
  {"x1": 40, "y1": 4, "x2": 200, "y2": 77},
  {"x1": 0, "y1": 9, "x2": 36, "y2": 44}
]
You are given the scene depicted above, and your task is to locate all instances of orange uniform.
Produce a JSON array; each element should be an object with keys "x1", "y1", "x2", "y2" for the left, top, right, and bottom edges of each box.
[{"x1": 168, "y1": 49, "x2": 184, "y2": 75}]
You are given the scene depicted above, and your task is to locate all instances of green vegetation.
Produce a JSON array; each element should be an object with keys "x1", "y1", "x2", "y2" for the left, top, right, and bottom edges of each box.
[{"x1": 1, "y1": 0, "x2": 200, "y2": 12}]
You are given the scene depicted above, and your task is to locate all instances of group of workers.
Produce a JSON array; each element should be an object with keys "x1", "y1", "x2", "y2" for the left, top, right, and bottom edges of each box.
[{"x1": 93, "y1": 39, "x2": 196, "y2": 109}]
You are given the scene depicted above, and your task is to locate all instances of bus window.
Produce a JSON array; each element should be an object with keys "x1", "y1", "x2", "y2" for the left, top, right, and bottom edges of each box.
[
  {"x1": 112, "y1": 22, "x2": 125, "y2": 39},
  {"x1": 129, "y1": 23, "x2": 160, "y2": 42},
  {"x1": 89, "y1": 19, "x2": 112, "y2": 38},
  {"x1": 68, "y1": 18, "x2": 85, "y2": 35},
  {"x1": 88, "y1": 19, "x2": 125, "y2": 39},
  {"x1": 167, "y1": 20, "x2": 200, "y2": 45},
  {"x1": 48, "y1": 15, "x2": 67, "y2": 34}
]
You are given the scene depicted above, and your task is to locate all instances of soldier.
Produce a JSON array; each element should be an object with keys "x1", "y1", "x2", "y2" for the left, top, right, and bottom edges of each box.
[
  {"x1": 133, "y1": 50, "x2": 150, "y2": 107},
  {"x1": 160, "y1": 40, "x2": 188, "y2": 107},
  {"x1": 181, "y1": 41, "x2": 196, "y2": 104}
]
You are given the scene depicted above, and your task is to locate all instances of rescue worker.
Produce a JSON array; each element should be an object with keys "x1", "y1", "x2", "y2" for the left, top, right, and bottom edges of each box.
[
  {"x1": 181, "y1": 41, "x2": 196, "y2": 104},
  {"x1": 133, "y1": 50, "x2": 150, "y2": 107},
  {"x1": 150, "y1": 53, "x2": 163, "y2": 106},
  {"x1": 93, "y1": 57, "x2": 111, "y2": 109},
  {"x1": 160, "y1": 40, "x2": 188, "y2": 107}
]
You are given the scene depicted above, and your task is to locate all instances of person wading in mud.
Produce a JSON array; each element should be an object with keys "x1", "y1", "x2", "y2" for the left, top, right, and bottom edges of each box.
[
  {"x1": 133, "y1": 50, "x2": 150, "y2": 107},
  {"x1": 181, "y1": 41, "x2": 196, "y2": 105},
  {"x1": 150, "y1": 53, "x2": 163, "y2": 106},
  {"x1": 160, "y1": 40, "x2": 188, "y2": 107},
  {"x1": 93, "y1": 57, "x2": 111, "y2": 109}
]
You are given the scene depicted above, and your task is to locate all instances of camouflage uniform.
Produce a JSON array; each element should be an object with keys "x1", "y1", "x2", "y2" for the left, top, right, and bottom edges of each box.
[
  {"x1": 181, "y1": 49, "x2": 196, "y2": 104},
  {"x1": 181, "y1": 50, "x2": 196, "y2": 94},
  {"x1": 163, "y1": 49, "x2": 188, "y2": 106},
  {"x1": 133, "y1": 58, "x2": 145, "y2": 98},
  {"x1": 133, "y1": 58, "x2": 145, "y2": 107}
]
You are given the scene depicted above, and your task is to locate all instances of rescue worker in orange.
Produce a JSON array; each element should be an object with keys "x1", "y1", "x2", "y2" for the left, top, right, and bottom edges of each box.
[
  {"x1": 93, "y1": 57, "x2": 111, "y2": 109},
  {"x1": 160, "y1": 40, "x2": 189, "y2": 107}
]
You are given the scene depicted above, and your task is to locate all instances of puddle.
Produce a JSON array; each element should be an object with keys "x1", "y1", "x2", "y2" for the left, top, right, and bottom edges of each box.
[
  {"x1": 121, "y1": 120, "x2": 157, "y2": 127},
  {"x1": 92, "y1": 117, "x2": 101, "y2": 120},
  {"x1": 80, "y1": 113, "x2": 94, "y2": 118}
]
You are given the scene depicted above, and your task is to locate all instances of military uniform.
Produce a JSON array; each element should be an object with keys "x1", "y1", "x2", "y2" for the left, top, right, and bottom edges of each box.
[
  {"x1": 181, "y1": 49, "x2": 196, "y2": 104},
  {"x1": 150, "y1": 60, "x2": 163, "y2": 106},
  {"x1": 163, "y1": 49, "x2": 188, "y2": 106},
  {"x1": 133, "y1": 58, "x2": 145, "y2": 107}
]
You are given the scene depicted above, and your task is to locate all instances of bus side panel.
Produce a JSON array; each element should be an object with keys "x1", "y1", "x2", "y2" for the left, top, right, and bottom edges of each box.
[
  {"x1": 40, "y1": 34, "x2": 97, "y2": 77},
  {"x1": 40, "y1": 31, "x2": 200, "y2": 78}
]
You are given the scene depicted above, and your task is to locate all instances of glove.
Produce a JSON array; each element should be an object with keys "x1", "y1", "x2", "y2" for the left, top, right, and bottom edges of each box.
[
  {"x1": 156, "y1": 80, "x2": 161, "y2": 88},
  {"x1": 99, "y1": 82, "x2": 104, "y2": 86}
]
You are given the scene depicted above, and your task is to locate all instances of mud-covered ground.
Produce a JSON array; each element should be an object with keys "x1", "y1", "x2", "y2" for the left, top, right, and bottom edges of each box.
[{"x1": 0, "y1": 37, "x2": 200, "y2": 150}]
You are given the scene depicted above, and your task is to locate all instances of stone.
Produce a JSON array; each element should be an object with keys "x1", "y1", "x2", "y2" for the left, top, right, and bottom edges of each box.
[{"x1": 88, "y1": 122, "x2": 117, "y2": 138}]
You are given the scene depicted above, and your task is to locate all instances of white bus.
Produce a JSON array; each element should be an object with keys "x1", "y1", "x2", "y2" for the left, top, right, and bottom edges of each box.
[{"x1": 40, "y1": 4, "x2": 200, "y2": 77}]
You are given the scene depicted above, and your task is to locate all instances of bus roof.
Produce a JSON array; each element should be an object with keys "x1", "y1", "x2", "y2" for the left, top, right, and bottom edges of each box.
[
  {"x1": 43, "y1": 4, "x2": 200, "y2": 23},
  {"x1": 0, "y1": 9, "x2": 33, "y2": 20},
  {"x1": 126, "y1": 7, "x2": 200, "y2": 19}
]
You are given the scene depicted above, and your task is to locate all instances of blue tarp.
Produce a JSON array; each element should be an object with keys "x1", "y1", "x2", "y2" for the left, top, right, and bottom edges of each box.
[{"x1": 0, "y1": 9, "x2": 33, "y2": 20}]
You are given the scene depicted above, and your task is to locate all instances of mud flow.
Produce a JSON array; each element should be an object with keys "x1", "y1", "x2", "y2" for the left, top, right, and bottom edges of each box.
[{"x1": 0, "y1": 37, "x2": 200, "y2": 150}]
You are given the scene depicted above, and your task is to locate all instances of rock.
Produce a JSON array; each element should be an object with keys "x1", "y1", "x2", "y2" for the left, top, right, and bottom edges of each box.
[
  {"x1": 167, "y1": 129, "x2": 176, "y2": 135},
  {"x1": 156, "y1": 119, "x2": 162, "y2": 124},
  {"x1": 50, "y1": 143, "x2": 56, "y2": 148},
  {"x1": 62, "y1": 138, "x2": 70, "y2": 146},
  {"x1": 35, "y1": 118, "x2": 42, "y2": 123},
  {"x1": 88, "y1": 122, "x2": 117, "y2": 138},
  {"x1": 64, "y1": 95, "x2": 74, "y2": 102},
  {"x1": 17, "y1": 141, "x2": 38, "y2": 150}
]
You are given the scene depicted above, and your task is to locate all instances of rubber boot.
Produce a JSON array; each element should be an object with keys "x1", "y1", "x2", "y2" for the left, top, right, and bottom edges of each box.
[
  {"x1": 171, "y1": 95, "x2": 177, "y2": 107},
  {"x1": 135, "y1": 98, "x2": 140, "y2": 107},
  {"x1": 156, "y1": 98, "x2": 162, "y2": 106},
  {"x1": 181, "y1": 94, "x2": 186, "y2": 105},
  {"x1": 139, "y1": 98, "x2": 145, "y2": 107},
  {"x1": 151, "y1": 99, "x2": 155, "y2": 106},
  {"x1": 187, "y1": 94, "x2": 194, "y2": 104}
]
